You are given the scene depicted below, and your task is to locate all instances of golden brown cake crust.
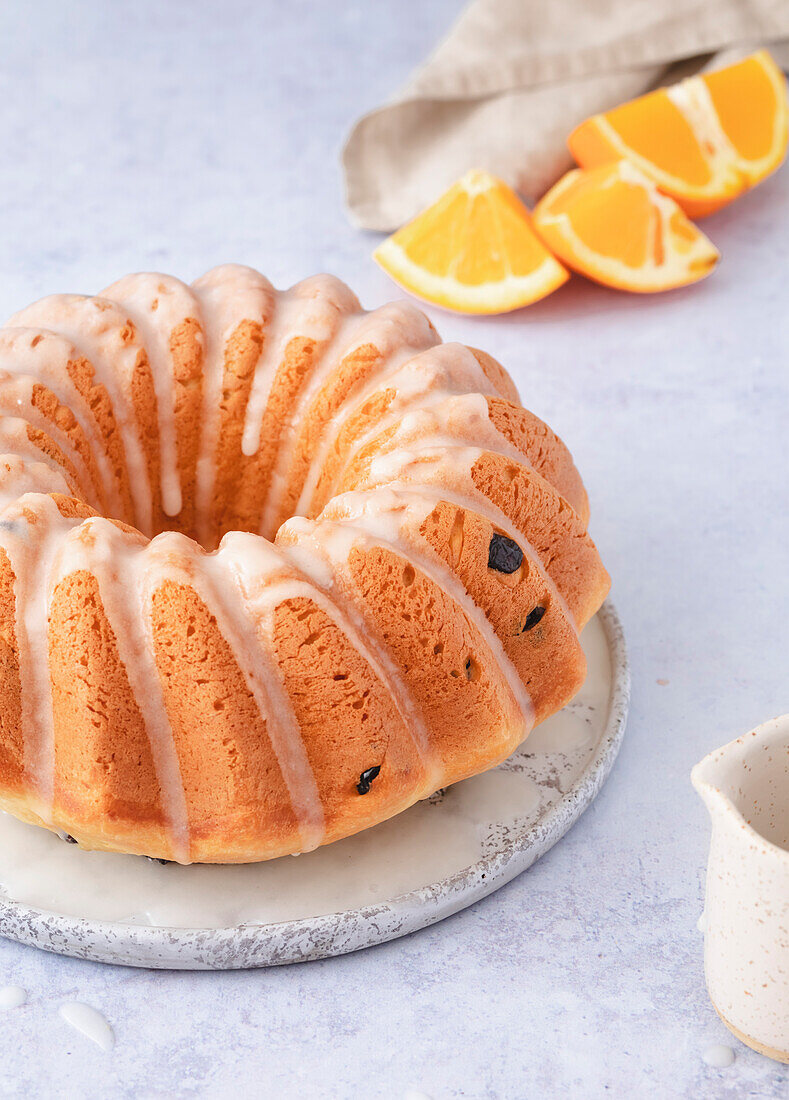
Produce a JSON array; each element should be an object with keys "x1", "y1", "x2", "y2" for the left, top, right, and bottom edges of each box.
[{"x1": 0, "y1": 266, "x2": 609, "y2": 862}]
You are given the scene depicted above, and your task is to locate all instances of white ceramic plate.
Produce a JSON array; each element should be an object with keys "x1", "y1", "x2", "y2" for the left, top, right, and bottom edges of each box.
[{"x1": 0, "y1": 601, "x2": 628, "y2": 969}]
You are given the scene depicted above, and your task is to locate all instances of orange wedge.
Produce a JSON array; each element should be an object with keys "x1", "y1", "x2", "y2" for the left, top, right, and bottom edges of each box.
[
  {"x1": 373, "y1": 170, "x2": 569, "y2": 314},
  {"x1": 533, "y1": 161, "x2": 719, "y2": 293},
  {"x1": 568, "y1": 50, "x2": 788, "y2": 219}
]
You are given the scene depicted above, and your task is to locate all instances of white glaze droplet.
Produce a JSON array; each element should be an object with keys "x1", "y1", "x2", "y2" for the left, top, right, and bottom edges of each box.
[
  {"x1": 0, "y1": 986, "x2": 26, "y2": 1009},
  {"x1": 59, "y1": 1002, "x2": 114, "y2": 1051},
  {"x1": 697, "y1": 910, "x2": 707, "y2": 933},
  {"x1": 702, "y1": 1043, "x2": 735, "y2": 1068}
]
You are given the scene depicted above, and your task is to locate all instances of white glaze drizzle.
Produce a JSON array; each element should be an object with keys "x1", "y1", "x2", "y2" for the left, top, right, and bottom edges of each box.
[
  {"x1": 0, "y1": 329, "x2": 120, "y2": 515},
  {"x1": 322, "y1": 394, "x2": 552, "y2": 525},
  {"x1": 196, "y1": 534, "x2": 326, "y2": 851},
  {"x1": 0, "y1": 421, "x2": 82, "y2": 495},
  {"x1": 265, "y1": 541, "x2": 438, "y2": 788},
  {"x1": 191, "y1": 265, "x2": 276, "y2": 547},
  {"x1": 295, "y1": 342, "x2": 499, "y2": 517},
  {"x1": 0, "y1": 372, "x2": 99, "y2": 508},
  {"x1": 362, "y1": 438, "x2": 576, "y2": 618},
  {"x1": 61, "y1": 523, "x2": 325, "y2": 853},
  {"x1": 7, "y1": 296, "x2": 156, "y2": 532},
  {"x1": 351, "y1": 464, "x2": 578, "y2": 636},
  {"x1": 285, "y1": 493, "x2": 534, "y2": 732},
  {"x1": 294, "y1": 301, "x2": 437, "y2": 423},
  {"x1": 50, "y1": 520, "x2": 191, "y2": 862},
  {"x1": 349, "y1": 395, "x2": 540, "y2": 489},
  {"x1": 354, "y1": 411, "x2": 539, "y2": 501},
  {"x1": 259, "y1": 299, "x2": 439, "y2": 536},
  {"x1": 240, "y1": 275, "x2": 360, "y2": 458},
  {"x1": 0, "y1": 494, "x2": 81, "y2": 816},
  {"x1": 0, "y1": 455, "x2": 72, "y2": 505},
  {"x1": 102, "y1": 273, "x2": 203, "y2": 519}
]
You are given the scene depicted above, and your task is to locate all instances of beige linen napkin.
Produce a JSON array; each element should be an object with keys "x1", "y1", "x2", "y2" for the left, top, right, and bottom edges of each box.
[{"x1": 343, "y1": 0, "x2": 789, "y2": 231}]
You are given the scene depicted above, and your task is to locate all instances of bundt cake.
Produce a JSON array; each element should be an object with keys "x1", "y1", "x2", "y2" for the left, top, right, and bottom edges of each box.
[{"x1": 0, "y1": 265, "x2": 609, "y2": 864}]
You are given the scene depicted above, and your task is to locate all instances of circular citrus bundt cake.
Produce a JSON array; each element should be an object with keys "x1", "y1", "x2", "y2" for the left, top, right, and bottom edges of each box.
[{"x1": 0, "y1": 265, "x2": 609, "y2": 863}]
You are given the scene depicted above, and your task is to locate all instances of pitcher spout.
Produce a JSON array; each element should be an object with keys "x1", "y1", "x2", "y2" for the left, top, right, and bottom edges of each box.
[
  {"x1": 691, "y1": 745, "x2": 739, "y2": 822},
  {"x1": 692, "y1": 714, "x2": 789, "y2": 853},
  {"x1": 692, "y1": 713, "x2": 789, "y2": 1064}
]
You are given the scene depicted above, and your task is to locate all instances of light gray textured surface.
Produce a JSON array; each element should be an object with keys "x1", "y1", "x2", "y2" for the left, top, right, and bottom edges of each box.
[{"x1": 0, "y1": 2, "x2": 785, "y2": 1097}]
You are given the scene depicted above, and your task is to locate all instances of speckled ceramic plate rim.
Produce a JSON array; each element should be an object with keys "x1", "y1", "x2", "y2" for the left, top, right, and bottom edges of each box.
[{"x1": 0, "y1": 600, "x2": 629, "y2": 970}]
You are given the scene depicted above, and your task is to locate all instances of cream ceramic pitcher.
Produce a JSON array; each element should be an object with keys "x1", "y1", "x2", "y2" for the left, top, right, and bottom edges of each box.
[{"x1": 692, "y1": 715, "x2": 789, "y2": 1063}]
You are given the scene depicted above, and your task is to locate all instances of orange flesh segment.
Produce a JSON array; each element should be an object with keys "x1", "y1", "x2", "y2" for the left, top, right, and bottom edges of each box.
[
  {"x1": 395, "y1": 190, "x2": 468, "y2": 276},
  {"x1": 668, "y1": 209, "x2": 698, "y2": 247},
  {"x1": 494, "y1": 189, "x2": 559, "y2": 277},
  {"x1": 703, "y1": 55, "x2": 778, "y2": 161},
  {"x1": 603, "y1": 92, "x2": 712, "y2": 185},
  {"x1": 562, "y1": 177, "x2": 652, "y2": 268},
  {"x1": 452, "y1": 193, "x2": 508, "y2": 284}
]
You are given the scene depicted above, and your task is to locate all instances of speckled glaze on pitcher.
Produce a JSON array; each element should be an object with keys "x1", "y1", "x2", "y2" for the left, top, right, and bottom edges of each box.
[{"x1": 692, "y1": 715, "x2": 789, "y2": 1063}]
